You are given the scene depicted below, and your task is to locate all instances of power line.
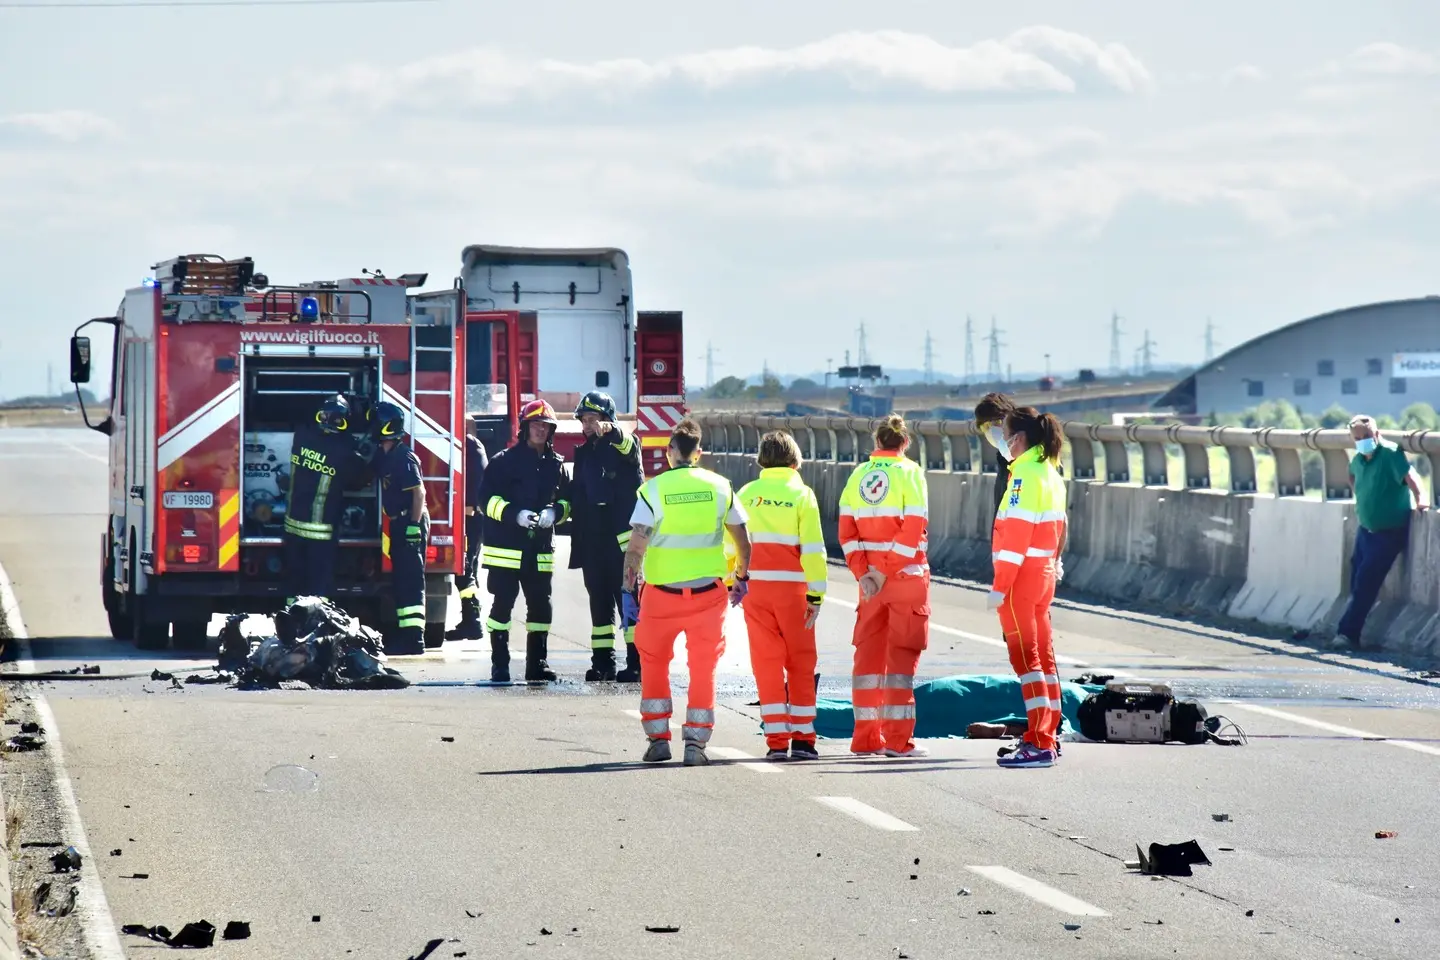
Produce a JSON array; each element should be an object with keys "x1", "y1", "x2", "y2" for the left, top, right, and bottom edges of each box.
[
  {"x1": 855, "y1": 321, "x2": 869, "y2": 367},
  {"x1": 985, "y1": 316, "x2": 1005, "y2": 382},
  {"x1": 1109, "y1": 310, "x2": 1125, "y2": 376},
  {"x1": 962, "y1": 315, "x2": 976, "y2": 386},
  {"x1": 1, "y1": 0, "x2": 434, "y2": 8},
  {"x1": 923, "y1": 330, "x2": 935, "y2": 385},
  {"x1": 1204, "y1": 318, "x2": 1218, "y2": 363}
]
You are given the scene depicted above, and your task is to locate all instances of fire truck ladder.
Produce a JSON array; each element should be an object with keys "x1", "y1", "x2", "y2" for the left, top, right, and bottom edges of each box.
[{"x1": 410, "y1": 330, "x2": 456, "y2": 532}]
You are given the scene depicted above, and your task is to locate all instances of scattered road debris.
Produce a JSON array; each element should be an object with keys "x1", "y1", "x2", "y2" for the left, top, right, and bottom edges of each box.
[
  {"x1": 645, "y1": 925, "x2": 680, "y2": 933},
  {"x1": 150, "y1": 669, "x2": 175, "y2": 682},
  {"x1": 540, "y1": 928, "x2": 553, "y2": 936},
  {"x1": 109, "y1": 848, "x2": 122, "y2": 856},
  {"x1": 312, "y1": 915, "x2": 322, "y2": 922},
  {"x1": 1212, "y1": 813, "x2": 1231, "y2": 822},
  {"x1": 50, "y1": 846, "x2": 82, "y2": 872},
  {"x1": 1375, "y1": 831, "x2": 1398, "y2": 839},
  {"x1": 223, "y1": 921, "x2": 252, "y2": 940},
  {"x1": 441, "y1": 736, "x2": 455, "y2": 743},
  {"x1": 465, "y1": 910, "x2": 482, "y2": 918},
  {"x1": 407, "y1": 938, "x2": 444, "y2": 960},
  {"x1": 3, "y1": 733, "x2": 44, "y2": 752},
  {"x1": 122, "y1": 920, "x2": 218, "y2": 948},
  {"x1": 233, "y1": 597, "x2": 410, "y2": 690},
  {"x1": 1131, "y1": 840, "x2": 1211, "y2": 877},
  {"x1": 1063, "y1": 923, "x2": 1081, "y2": 932},
  {"x1": 122, "y1": 873, "x2": 149, "y2": 880},
  {"x1": 978, "y1": 909, "x2": 996, "y2": 916},
  {"x1": 19, "y1": 720, "x2": 41, "y2": 734},
  {"x1": 957, "y1": 888, "x2": 972, "y2": 896},
  {"x1": 1246, "y1": 910, "x2": 1255, "y2": 917}
]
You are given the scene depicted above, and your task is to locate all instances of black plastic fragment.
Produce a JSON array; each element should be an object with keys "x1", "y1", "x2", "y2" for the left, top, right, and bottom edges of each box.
[
  {"x1": 50, "y1": 847, "x2": 82, "y2": 872},
  {"x1": 223, "y1": 920, "x2": 252, "y2": 940},
  {"x1": 645, "y1": 926, "x2": 680, "y2": 933},
  {"x1": 407, "y1": 938, "x2": 444, "y2": 960},
  {"x1": 150, "y1": 669, "x2": 174, "y2": 681}
]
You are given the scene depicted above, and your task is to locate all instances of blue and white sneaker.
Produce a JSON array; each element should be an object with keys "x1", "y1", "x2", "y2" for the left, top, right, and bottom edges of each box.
[{"x1": 997, "y1": 744, "x2": 1056, "y2": 769}]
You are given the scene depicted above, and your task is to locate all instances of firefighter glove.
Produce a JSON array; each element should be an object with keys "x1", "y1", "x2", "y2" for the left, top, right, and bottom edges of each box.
[
  {"x1": 621, "y1": 591, "x2": 640, "y2": 627},
  {"x1": 538, "y1": 506, "x2": 558, "y2": 529},
  {"x1": 516, "y1": 509, "x2": 539, "y2": 529},
  {"x1": 405, "y1": 524, "x2": 423, "y2": 543},
  {"x1": 985, "y1": 589, "x2": 1005, "y2": 611}
]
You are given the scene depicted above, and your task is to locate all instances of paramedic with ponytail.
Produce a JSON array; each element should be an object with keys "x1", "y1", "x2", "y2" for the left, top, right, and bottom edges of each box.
[
  {"x1": 838, "y1": 414, "x2": 931, "y2": 759},
  {"x1": 988, "y1": 407, "x2": 1068, "y2": 769}
]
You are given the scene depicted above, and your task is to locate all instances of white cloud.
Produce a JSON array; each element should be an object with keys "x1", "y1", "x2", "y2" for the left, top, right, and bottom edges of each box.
[
  {"x1": 1327, "y1": 42, "x2": 1439, "y2": 77},
  {"x1": 290, "y1": 26, "x2": 1154, "y2": 115},
  {"x1": 0, "y1": 110, "x2": 119, "y2": 143},
  {"x1": 1222, "y1": 64, "x2": 1267, "y2": 84}
]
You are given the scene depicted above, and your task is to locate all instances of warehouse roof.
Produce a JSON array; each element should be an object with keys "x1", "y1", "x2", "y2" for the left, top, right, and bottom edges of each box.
[{"x1": 1153, "y1": 297, "x2": 1440, "y2": 411}]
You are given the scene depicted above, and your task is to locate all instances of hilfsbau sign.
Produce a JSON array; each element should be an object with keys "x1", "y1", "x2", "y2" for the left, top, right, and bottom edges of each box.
[{"x1": 1392, "y1": 353, "x2": 1440, "y2": 378}]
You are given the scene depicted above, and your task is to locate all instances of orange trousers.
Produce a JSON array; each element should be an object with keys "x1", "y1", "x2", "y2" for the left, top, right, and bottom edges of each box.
[
  {"x1": 635, "y1": 581, "x2": 728, "y2": 744},
  {"x1": 850, "y1": 573, "x2": 930, "y2": 753},
  {"x1": 742, "y1": 582, "x2": 818, "y2": 750},
  {"x1": 997, "y1": 569, "x2": 1061, "y2": 751}
]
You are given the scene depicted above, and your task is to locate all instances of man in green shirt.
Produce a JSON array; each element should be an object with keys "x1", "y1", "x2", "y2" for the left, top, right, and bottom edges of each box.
[{"x1": 1332, "y1": 415, "x2": 1426, "y2": 649}]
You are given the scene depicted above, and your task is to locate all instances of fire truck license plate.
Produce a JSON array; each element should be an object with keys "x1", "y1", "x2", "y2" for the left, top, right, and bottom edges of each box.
[{"x1": 163, "y1": 492, "x2": 215, "y2": 510}]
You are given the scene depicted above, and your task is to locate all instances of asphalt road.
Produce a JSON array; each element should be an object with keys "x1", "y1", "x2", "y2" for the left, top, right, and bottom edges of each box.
[{"x1": 3, "y1": 426, "x2": 1439, "y2": 960}]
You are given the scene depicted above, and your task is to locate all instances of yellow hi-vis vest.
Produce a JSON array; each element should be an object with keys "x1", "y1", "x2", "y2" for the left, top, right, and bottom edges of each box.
[
  {"x1": 736, "y1": 467, "x2": 828, "y2": 603},
  {"x1": 639, "y1": 465, "x2": 735, "y2": 586}
]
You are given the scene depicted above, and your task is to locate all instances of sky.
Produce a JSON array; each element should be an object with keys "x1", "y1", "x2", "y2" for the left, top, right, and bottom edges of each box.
[{"x1": 1, "y1": 0, "x2": 1437, "y2": 397}]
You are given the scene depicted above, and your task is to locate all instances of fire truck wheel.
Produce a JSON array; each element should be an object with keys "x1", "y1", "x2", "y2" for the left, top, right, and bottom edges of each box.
[
  {"x1": 132, "y1": 607, "x2": 170, "y2": 652},
  {"x1": 172, "y1": 620, "x2": 210, "y2": 652},
  {"x1": 424, "y1": 622, "x2": 446, "y2": 649},
  {"x1": 102, "y1": 548, "x2": 132, "y2": 642}
]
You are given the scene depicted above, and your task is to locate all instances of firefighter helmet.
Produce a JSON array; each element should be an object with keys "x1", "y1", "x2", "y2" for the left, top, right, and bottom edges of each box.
[
  {"x1": 575, "y1": 391, "x2": 616, "y2": 422},
  {"x1": 519, "y1": 399, "x2": 558, "y2": 426},
  {"x1": 315, "y1": 394, "x2": 350, "y2": 434},
  {"x1": 370, "y1": 401, "x2": 406, "y2": 439}
]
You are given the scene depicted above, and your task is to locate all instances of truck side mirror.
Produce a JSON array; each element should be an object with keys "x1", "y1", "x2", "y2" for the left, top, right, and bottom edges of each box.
[{"x1": 70, "y1": 335, "x2": 92, "y2": 384}]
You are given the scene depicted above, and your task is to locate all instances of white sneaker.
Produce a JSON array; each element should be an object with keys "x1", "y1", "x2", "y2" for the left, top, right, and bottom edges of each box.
[
  {"x1": 683, "y1": 741, "x2": 710, "y2": 766},
  {"x1": 884, "y1": 744, "x2": 929, "y2": 758}
]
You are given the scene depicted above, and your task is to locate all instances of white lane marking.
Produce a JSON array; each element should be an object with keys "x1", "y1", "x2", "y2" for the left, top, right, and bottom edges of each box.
[
  {"x1": 0, "y1": 562, "x2": 127, "y2": 960},
  {"x1": 708, "y1": 746, "x2": 784, "y2": 773},
  {"x1": 815, "y1": 796, "x2": 919, "y2": 832},
  {"x1": 1218, "y1": 702, "x2": 1440, "y2": 757},
  {"x1": 966, "y1": 865, "x2": 1110, "y2": 916},
  {"x1": 61, "y1": 440, "x2": 108, "y2": 464}
]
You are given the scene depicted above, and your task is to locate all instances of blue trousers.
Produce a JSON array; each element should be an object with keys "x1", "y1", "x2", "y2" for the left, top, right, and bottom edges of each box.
[{"x1": 1336, "y1": 521, "x2": 1409, "y2": 641}]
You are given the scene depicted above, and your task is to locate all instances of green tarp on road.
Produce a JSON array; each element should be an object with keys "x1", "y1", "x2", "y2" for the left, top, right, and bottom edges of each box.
[{"x1": 812, "y1": 674, "x2": 1103, "y2": 740}]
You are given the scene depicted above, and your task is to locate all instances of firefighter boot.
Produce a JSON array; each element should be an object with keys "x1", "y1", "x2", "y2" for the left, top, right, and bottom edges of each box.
[
  {"x1": 585, "y1": 647, "x2": 617, "y2": 682},
  {"x1": 614, "y1": 642, "x2": 642, "y2": 684},
  {"x1": 525, "y1": 632, "x2": 557, "y2": 683},
  {"x1": 489, "y1": 630, "x2": 511, "y2": 683},
  {"x1": 446, "y1": 596, "x2": 484, "y2": 641}
]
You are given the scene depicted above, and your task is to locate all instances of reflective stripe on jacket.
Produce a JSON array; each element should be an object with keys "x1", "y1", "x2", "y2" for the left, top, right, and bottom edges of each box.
[
  {"x1": 837, "y1": 451, "x2": 929, "y2": 579},
  {"x1": 736, "y1": 467, "x2": 827, "y2": 602},
  {"x1": 990, "y1": 445, "x2": 1067, "y2": 594},
  {"x1": 640, "y1": 465, "x2": 734, "y2": 586}
]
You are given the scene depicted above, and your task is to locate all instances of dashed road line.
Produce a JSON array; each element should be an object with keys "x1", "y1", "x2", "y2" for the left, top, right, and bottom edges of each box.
[
  {"x1": 966, "y1": 865, "x2": 1110, "y2": 916},
  {"x1": 708, "y1": 746, "x2": 784, "y2": 773},
  {"x1": 814, "y1": 796, "x2": 919, "y2": 832}
]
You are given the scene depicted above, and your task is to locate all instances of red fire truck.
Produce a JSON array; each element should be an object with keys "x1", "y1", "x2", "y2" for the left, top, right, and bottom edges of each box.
[{"x1": 69, "y1": 248, "x2": 686, "y2": 652}]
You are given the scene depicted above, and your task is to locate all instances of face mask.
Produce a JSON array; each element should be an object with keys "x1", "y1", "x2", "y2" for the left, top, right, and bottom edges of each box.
[
  {"x1": 1355, "y1": 437, "x2": 1376, "y2": 455},
  {"x1": 984, "y1": 426, "x2": 1007, "y2": 450}
]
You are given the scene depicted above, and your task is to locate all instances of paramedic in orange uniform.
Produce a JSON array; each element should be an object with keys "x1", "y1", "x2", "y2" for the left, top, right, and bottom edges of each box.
[
  {"x1": 838, "y1": 414, "x2": 931, "y2": 759},
  {"x1": 736, "y1": 431, "x2": 827, "y2": 761},
  {"x1": 622, "y1": 419, "x2": 752, "y2": 767},
  {"x1": 988, "y1": 406, "x2": 1068, "y2": 769}
]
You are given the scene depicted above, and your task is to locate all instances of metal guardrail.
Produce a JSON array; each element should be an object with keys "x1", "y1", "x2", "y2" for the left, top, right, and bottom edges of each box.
[{"x1": 693, "y1": 413, "x2": 1440, "y2": 501}]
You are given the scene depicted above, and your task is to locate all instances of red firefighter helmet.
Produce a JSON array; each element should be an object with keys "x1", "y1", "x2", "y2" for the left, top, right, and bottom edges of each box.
[{"x1": 519, "y1": 399, "x2": 558, "y2": 426}]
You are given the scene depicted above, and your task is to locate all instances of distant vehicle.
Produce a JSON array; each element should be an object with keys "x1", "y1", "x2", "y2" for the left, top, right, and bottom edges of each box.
[
  {"x1": 1038, "y1": 376, "x2": 1057, "y2": 392},
  {"x1": 1077, "y1": 369, "x2": 1097, "y2": 383}
]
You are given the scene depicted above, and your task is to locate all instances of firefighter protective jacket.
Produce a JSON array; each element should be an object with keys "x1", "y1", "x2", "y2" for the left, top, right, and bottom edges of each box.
[
  {"x1": 990, "y1": 445, "x2": 1067, "y2": 595},
  {"x1": 479, "y1": 441, "x2": 571, "y2": 573},
  {"x1": 285, "y1": 422, "x2": 369, "y2": 542},
  {"x1": 567, "y1": 427, "x2": 643, "y2": 569},
  {"x1": 838, "y1": 450, "x2": 929, "y2": 581},
  {"x1": 464, "y1": 434, "x2": 489, "y2": 509}
]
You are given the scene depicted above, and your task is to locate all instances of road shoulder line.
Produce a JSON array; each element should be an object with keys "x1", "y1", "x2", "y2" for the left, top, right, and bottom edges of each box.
[
  {"x1": 814, "y1": 796, "x2": 919, "y2": 831},
  {"x1": 0, "y1": 560, "x2": 127, "y2": 960},
  {"x1": 965, "y1": 864, "x2": 1110, "y2": 916}
]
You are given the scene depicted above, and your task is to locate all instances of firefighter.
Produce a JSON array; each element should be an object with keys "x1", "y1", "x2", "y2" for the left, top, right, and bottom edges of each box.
[
  {"x1": 838, "y1": 414, "x2": 931, "y2": 759},
  {"x1": 371, "y1": 401, "x2": 429, "y2": 657},
  {"x1": 567, "y1": 391, "x2": 645, "y2": 682},
  {"x1": 283, "y1": 393, "x2": 370, "y2": 603},
  {"x1": 988, "y1": 406, "x2": 1068, "y2": 769},
  {"x1": 623, "y1": 418, "x2": 752, "y2": 766},
  {"x1": 446, "y1": 416, "x2": 490, "y2": 641},
  {"x1": 736, "y1": 430, "x2": 827, "y2": 761},
  {"x1": 479, "y1": 399, "x2": 572, "y2": 682}
]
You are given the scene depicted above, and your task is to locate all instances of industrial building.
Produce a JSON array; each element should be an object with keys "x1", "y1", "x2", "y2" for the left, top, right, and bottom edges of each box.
[{"x1": 1155, "y1": 297, "x2": 1440, "y2": 418}]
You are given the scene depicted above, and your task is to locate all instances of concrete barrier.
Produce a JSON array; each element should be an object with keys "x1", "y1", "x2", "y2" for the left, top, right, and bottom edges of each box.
[{"x1": 704, "y1": 452, "x2": 1440, "y2": 662}]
